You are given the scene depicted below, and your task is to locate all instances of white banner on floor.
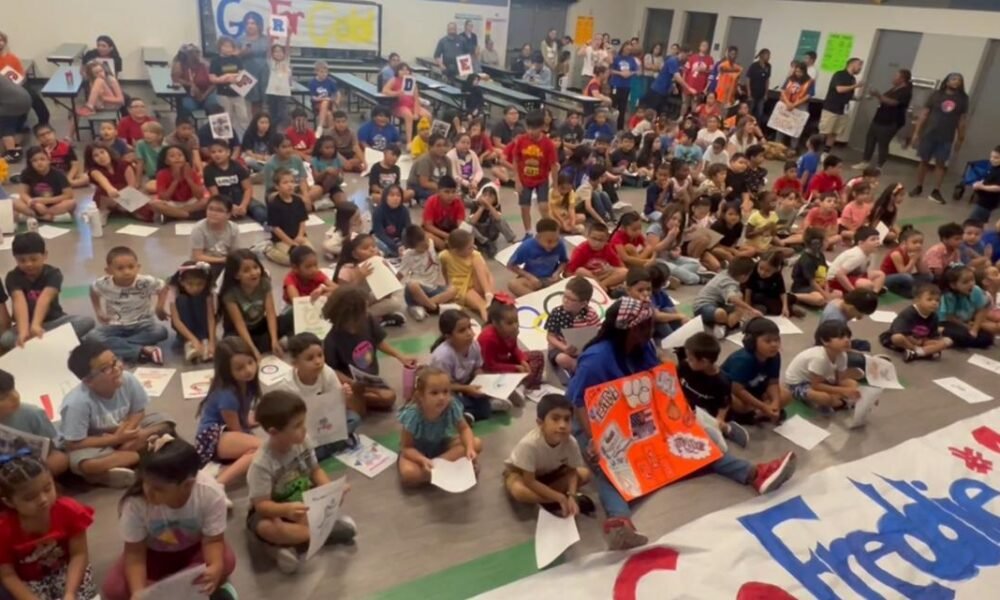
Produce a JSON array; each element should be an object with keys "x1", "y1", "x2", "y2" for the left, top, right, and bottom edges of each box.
[{"x1": 477, "y1": 408, "x2": 1000, "y2": 599}]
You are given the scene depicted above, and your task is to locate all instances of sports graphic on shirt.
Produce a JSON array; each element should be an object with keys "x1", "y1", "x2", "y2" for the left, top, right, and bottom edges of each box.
[
  {"x1": 478, "y1": 408, "x2": 1000, "y2": 599},
  {"x1": 514, "y1": 278, "x2": 612, "y2": 352},
  {"x1": 147, "y1": 517, "x2": 202, "y2": 552},
  {"x1": 584, "y1": 362, "x2": 722, "y2": 502}
]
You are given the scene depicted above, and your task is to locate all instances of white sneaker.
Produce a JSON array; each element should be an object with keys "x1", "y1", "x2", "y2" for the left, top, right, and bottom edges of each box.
[
  {"x1": 314, "y1": 198, "x2": 335, "y2": 211},
  {"x1": 489, "y1": 397, "x2": 514, "y2": 412},
  {"x1": 268, "y1": 545, "x2": 302, "y2": 574},
  {"x1": 86, "y1": 467, "x2": 135, "y2": 489},
  {"x1": 713, "y1": 325, "x2": 727, "y2": 340},
  {"x1": 408, "y1": 306, "x2": 428, "y2": 321},
  {"x1": 851, "y1": 161, "x2": 870, "y2": 171}
]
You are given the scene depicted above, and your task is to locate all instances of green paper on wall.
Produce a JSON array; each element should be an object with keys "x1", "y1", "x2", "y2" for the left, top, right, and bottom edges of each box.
[
  {"x1": 795, "y1": 30, "x2": 821, "y2": 61},
  {"x1": 821, "y1": 33, "x2": 855, "y2": 72}
]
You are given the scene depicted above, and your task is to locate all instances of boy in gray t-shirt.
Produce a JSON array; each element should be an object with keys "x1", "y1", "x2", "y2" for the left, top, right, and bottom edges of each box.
[
  {"x1": 692, "y1": 257, "x2": 760, "y2": 338},
  {"x1": 0, "y1": 369, "x2": 67, "y2": 477},
  {"x1": 247, "y1": 390, "x2": 357, "y2": 574}
]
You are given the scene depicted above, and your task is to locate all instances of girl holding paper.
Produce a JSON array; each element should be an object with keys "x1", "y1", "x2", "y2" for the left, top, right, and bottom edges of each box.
[
  {"x1": 101, "y1": 435, "x2": 238, "y2": 600},
  {"x1": 332, "y1": 234, "x2": 406, "y2": 326},
  {"x1": 84, "y1": 143, "x2": 137, "y2": 217},
  {"x1": 382, "y1": 63, "x2": 431, "y2": 145}
]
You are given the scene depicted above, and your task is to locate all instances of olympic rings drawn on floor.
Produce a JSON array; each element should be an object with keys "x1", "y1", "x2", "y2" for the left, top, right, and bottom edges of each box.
[{"x1": 517, "y1": 294, "x2": 609, "y2": 331}]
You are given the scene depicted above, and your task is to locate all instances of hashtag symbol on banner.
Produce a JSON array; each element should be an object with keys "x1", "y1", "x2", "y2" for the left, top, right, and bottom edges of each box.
[{"x1": 949, "y1": 446, "x2": 994, "y2": 474}]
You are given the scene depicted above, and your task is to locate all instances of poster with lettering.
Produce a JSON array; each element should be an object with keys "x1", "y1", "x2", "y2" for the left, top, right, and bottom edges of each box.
[
  {"x1": 767, "y1": 101, "x2": 810, "y2": 139},
  {"x1": 476, "y1": 407, "x2": 1000, "y2": 599},
  {"x1": 821, "y1": 33, "x2": 855, "y2": 73},
  {"x1": 583, "y1": 362, "x2": 721, "y2": 501}
]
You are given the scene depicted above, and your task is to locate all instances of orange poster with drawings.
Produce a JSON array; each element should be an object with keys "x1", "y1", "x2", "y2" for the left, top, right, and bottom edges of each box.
[{"x1": 583, "y1": 362, "x2": 722, "y2": 501}]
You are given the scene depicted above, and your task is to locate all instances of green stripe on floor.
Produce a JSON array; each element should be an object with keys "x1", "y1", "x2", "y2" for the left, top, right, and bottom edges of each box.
[
  {"x1": 878, "y1": 290, "x2": 908, "y2": 306},
  {"x1": 62, "y1": 283, "x2": 91, "y2": 300},
  {"x1": 371, "y1": 541, "x2": 540, "y2": 600},
  {"x1": 385, "y1": 332, "x2": 439, "y2": 356},
  {"x1": 899, "y1": 214, "x2": 946, "y2": 227}
]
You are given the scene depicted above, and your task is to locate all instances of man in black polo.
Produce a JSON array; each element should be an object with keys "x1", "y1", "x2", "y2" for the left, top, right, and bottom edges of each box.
[
  {"x1": 819, "y1": 58, "x2": 864, "y2": 151},
  {"x1": 434, "y1": 22, "x2": 467, "y2": 78}
]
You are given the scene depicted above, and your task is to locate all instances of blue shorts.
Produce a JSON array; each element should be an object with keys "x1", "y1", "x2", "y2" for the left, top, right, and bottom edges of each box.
[
  {"x1": 404, "y1": 283, "x2": 448, "y2": 306},
  {"x1": 918, "y1": 138, "x2": 952, "y2": 164},
  {"x1": 790, "y1": 382, "x2": 814, "y2": 403},
  {"x1": 518, "y1": 182, "x2": 550, "y2": 207},
  {"x1": 695, "y1": 304, "x2": 733, "y2": 325}
]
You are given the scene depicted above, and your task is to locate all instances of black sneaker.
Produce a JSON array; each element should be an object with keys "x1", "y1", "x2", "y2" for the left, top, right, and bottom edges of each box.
[
  {"x1": 574, "y1": 493, "x2": 597, "y2": 517},
  {"x1": 379, "y1": 312, "x2": 406, "y2": 327},
  {"x1": 909, "y1": 185, "x2": 923, "y2": 197},
  {"x1": 210, "y1": 583, "x2": 239, "y2": 600},
  {"x1": 463, "y1": 411, "x2": 476, "y2": 427},
  {"x1": 929, "y1": 189, "x2": 946, "y2": 205},
  {"x1": 903, "y1": 349, "x2": 918, "y2": 363}
]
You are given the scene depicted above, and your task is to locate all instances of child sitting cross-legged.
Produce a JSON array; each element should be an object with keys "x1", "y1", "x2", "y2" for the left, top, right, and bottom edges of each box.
[
  {"x1": 397, "y1": 367, "x2": 482, "y2": 488},
  {"x1": 168, "y1": 261, "x2": 216, "y2": 363},
  {"x1": 826, "y1": 226, "x2": 885, "y2": 294},
  {"x1": 693, "y1": 257, "x2": 761, "y2": 340},
  {"x1": 879, "y1": 282, "x2": 954, "y2": 362},
  {"x1": 398, "y1": 225, "x2": 456, "y2": 322},
  {"x1": 791, "y1": 228, "x2": 841, "y2": 309},
  {"x1": 937, "y1": 265, "x2": 997, "y2": 349},
  {"x1": 545, "y1": 276, "x2": 601, "y2": 383},
  {"x1": 440, "y1": 229, "x2": 496, "y2": 323},
  {"x1": 334, "y1": 234, "x2": 407, "y2": 328},
  {"x1": 430, "y1": 310, "x2": 507, "y2": 423},
  {"x1": 0, "y1": 369, "x2": 69, "y2": 477},
  {"x1": 743, "y1": 250, "x2": 804, "y2": 318},
  {"x1": 503, "y1": 394, "x2": 595, "y2": 517},
  {"x1": 565, "y1": 221, "x2": 627, "y2": 292},
  {"x1": 721, "y1": 318, "x2": 794, "y2": 424},
  {"x1": 468, "y1": 183, "x2": 516, "y2": 258},
  {"x1": 783, "y1": 321, "x2": 861, "y2": 412},
  {"x1": 507, "y1": 217, "x2": 568, "y2": 297},
  {"x1": 247, "y1": 390, "x2": 357, "y2": 574}
]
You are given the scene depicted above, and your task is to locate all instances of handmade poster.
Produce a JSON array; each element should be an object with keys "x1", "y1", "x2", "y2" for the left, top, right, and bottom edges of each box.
[
  {"x1": 562, "y1": 325, "x2": 599, "y2": 352},
  {"x1": 306, "y1": 390, "x2": 348, "y2": 447},
  {"x1": 660, "y1": 316, "x2": 704, "y2": 350},
  {"x1": 135, "y1": 564, "x2": 206, "y2": 600},
  {"x1": 583, "y1": 362, "x2": 722, "y2": 501},
  {"x1": 430, "y1": 457, "x2": 477, "y2": 493},
  {"x1": 229, "y1": 69, "x2": 258, "y2": 98},
  {"x1": 133, "y1": 367, "x2": 176, "y2": 398},
  {"x1": 0, "y1": 199, "x2": 14, "y2": 236},
  {"x1": 934, "y1": 377, "x2": 993, "y2": 404},
  {"x1": 114, "y1": 187, "x2": 151, "y2": 213},
  {"x1": 0, "y1": 323, "x2": 80, "y2": 420},
  {"x1": 362, "y1": 147, "x2": 384, "y2": 176},
  {"x1": 305, "y1": 214, "x2": 325, "y2": 227},
  {"x1": 292, "y1": 296, "x2": 331, "y2": 338},
  {"x1": 0, "y1": 66, "x2": 24, "y2": 85},
  {"x1": 574, "y1": 15, "x2": 594, "y2": 45},
  {"x1": 334, "y1": 433, "x2": 396, "y2": 478},
  {"x1": 470, "y1": 373, "x2": 528, "y2": 400},
  {"x1": 117, "y1": 224, "x2": 158, "y2": 238},
  {"x1": 773, "y1": 415, "x2": 829, "y2": 450},
  {"x1": 564, "y1": 235, "x2": 586, "y2": 247},
  {"x1": 849, "y1": 386, "x2": 882, "y2": 429},
  {"x1": 0, "y1": 423, "x2": 50, "y2": 460},
  {"x1": 535, "y1": 508, "x2": 580, "y2": 569},
  {"x1": 478, "y1": 407, "x2": 1000, "y2": 599},
  {"x1": 516, "y1": 278, "x2": 612, "y2": 352},
  {"x1": 526, "y1": 383, "x2": 565, "y2": 403},
  {"x1": 349, "y1": 365, "x2": 389, "y2": 388},
  {"x1": 269, "y1": 15, "x2": 290, "y2": 41},
  {"x1": 820, "y1": 33, "x2": 855, "y2": 73},
  {"x1": 402, "y1": 76, "x2": 415, "y2": 94},
  {"x1": 456, "y1": 54, "x2": 474, "y2": 78},
  {"x1": 258, "y1": 356, "x2": 292, "y2": 387},
  {"x1": 864, "y1": 355, "x2": 903, "y2": 390},
  {"x1": 208, "y1": 112, "x2": 233, "y2": 140},
  {"x1": 361, "y1": 257, "x2": 402, "y2": 299},
  {"x1": 303, "y1": 477, "x2": 347, "y2": 560},
  {"x1": 180, "y1": 369, "x2": 214, "y2": 400},
  {"x1": 767, "y1": 102, "x2": 809, "y2": 139}
]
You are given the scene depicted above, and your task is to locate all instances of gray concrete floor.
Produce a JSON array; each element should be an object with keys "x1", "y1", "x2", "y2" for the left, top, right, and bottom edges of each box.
[{"x1": 3, "y1": 97, "x2": 997, "y2": 599}]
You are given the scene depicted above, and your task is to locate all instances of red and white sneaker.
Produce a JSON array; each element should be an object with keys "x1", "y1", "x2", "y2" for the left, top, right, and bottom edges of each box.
[
  {"x1": 751, "y1": 452, "x2": 797, "y2": 494},
  {"x1": 603, "y1": 517, "x2": 648, "y2": 551}
]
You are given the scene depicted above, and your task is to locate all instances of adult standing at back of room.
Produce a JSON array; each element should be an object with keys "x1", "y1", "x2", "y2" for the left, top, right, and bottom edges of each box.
[
  {"x1": 819, "y1": 58, "x2": 864, "y2": 152},
  {"x1": 541, "y1": 29, "x2": 560, "y2": 73},
  {"x1": 461, "y1": 20, "x2": 479, "y2": 61},
  {"x1": 853, "y1": 69, "x2": 913, "y2": 171},
  {"x1": 238, "y1": 13, "x2": 270, "y2": 114},
  {"x1": 744, "y1": 49, "x2": 771, "y2": 125},
  {"x1": 646, "y1": 46, "x2": 692, "y2": 118},
  {"x1": 609, "y1": 42, "x2": 639, "y2": 130},
  {"x1": 910, "y1": 73, "x2": 969, "y2": 205},
  {"x1": 577, "y1": 35, "x2": 604, "y2": 84},
  {"x1": 434, "y1": 22, "x2": 467, "y2": 79},
  {"x1": 714, "y1": 46, "x2": 742, "y2": 107},
  {"x1": 681, "y1": 41, "x2": 714, "y2": 117}
]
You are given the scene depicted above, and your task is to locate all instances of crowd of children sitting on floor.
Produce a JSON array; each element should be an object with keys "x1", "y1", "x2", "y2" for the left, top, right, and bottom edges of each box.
[{"x1": 3, "y1": 41, "x2": 1000, "y2": 600}]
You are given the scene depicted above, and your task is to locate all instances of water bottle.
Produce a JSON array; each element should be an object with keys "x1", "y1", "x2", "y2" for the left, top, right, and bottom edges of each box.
[
  {"x1": 26, "y1": 218, "x2": 38, "y2": 232},
  {"x1": 84, "y1": 207, "x2": 103, "y2": 238},
  {"x1": 64, "y1": 70, "x2": 73, "y2": 87}
]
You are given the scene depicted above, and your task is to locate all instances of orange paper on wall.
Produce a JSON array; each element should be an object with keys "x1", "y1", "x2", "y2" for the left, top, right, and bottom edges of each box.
[
  {"x1": 584, "y1": 363, "x2": 722, "y2": 501},
  {"x1": 574, "y1": 16, "x2": 595, "y2": 45}
]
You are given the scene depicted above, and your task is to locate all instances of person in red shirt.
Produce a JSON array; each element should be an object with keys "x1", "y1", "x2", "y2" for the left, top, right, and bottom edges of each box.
[
  {"x1": 682, "y1": 40, "x2": 714, "y2": 116},
  {"x1": 583, "y1": 65, "x2": 613, "y2": 108},
  {"x1": 478, "y1": 301, "x2": 529, "y2": 373},
  {"x1": 283, "y1": 245, "x2": 335, "y2": 304},
  {"x1": 84, "y1": 143, "x2": 136, "y2": 216},
  {"x1": 0, "y1": 454, "x2": 99, "y2": 599},
  {"x1": 609, "y1": 211, "x2": 655, "y2": 268},
  {"x1": 806, "y1": 154, "x2": 845, "y2": 202},
  {"x1": 773, "y1": 160, "x2": 803, "y2": 196},
  {"x1": 422, "y1": 175, "x2": 466, "y2": 250},
  {"x1": 504, "y1": 110, "x2": 559, "y2": 234},
  {"x1": 150, "y1": 145, "x2": 208, "y2": 220},
  {"x1": 803, "y1": 193, "x2": 842, "y2": 249},
  {"x1": 33, "y1": 123, "x2": 88, "y2": 187},
  {"x1": 116, "y1": 98, "x2": 155, "y2": 147},
  {"x1": 567, "y1": 222, "x2": 627, "y2": 290},
  {"x1": 285, "y1": 108, "x2": 316, "y2": 160}
]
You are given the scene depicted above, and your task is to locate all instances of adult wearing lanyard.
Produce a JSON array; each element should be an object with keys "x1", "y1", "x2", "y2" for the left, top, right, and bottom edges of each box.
[
  {"x1": 434, "y1": 22, "x2": 466, "y2": 79},
  {"x1": 854, "y1": 69, "x2": 913, "y2": 171},
  {"x1": 609, "y1": 43, "x2": 639, "y2": 131}
]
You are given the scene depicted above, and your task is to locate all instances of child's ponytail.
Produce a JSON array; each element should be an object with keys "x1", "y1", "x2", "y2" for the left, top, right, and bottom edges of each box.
[
  {"x1": 0, "y1": 448, "x2": 46, "y2": 503},
  {"x1": 431, "y1": 309, "x2": 468, "y2": 352}
]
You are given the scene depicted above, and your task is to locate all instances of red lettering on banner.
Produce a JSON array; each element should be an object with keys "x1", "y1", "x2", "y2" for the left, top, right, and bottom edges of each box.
[
  {"x1": 949, "y1": 446, "x2": 993, "y2": 474},
  {"x1": 612, "y1": 547, "x2": 678, "y2": 600},
  {"x1": 973, "y1": 426, "x2": 1000, "y2": 454},
  {"x1": 736, "y1": 581, "x2": 798, "y2": 599}
]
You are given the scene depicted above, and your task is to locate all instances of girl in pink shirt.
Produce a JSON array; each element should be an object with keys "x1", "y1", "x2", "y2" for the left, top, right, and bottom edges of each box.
[{"x1": 838, "y1": 182, "x2": 873, "y2": 245}]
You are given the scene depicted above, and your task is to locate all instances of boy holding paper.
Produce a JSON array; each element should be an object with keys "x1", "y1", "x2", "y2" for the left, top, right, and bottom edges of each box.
[
  {"x1": 247, "y1": 390, "x2": 357, "y2": 574},
  {"x1": 504, "y1": 394, "x2": 594, "y2": 517},
  {"x1": 544, "y1": 276, "x2": 600, "y2": 381},
  {"x1": 0, "y1": 368, "x2": 68, "y2": 476}
]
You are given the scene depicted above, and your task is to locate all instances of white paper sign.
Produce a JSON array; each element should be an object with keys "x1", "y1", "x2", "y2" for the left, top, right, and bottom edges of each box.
[
  {"x1": 875, "y1": 221, "x2": 890, "y2": 244},
  {"x1": 402, "y1": 76, "x2": 415, "y2": 94},
  {"x1": 773, "y1": 415, "x2": 830, "y2": 450},
  {"x1": 258, "y1": 356, "x2": 292, "y2": 387},
  {"x1": 864, "y1": 355, "x2": 903, "y2": 390},
  {"x1": 0, "y1": 66, "x2": 24, "y2": 86},
  {"x1": 562, "y1": 325, "x2": 599, "y2": 352},
  {"x1": 765, "y1": 316, "x2": 802, "y2": 335},
  {"x1": 208, "y1": 112, "x2": 234, "y2": 140},
  {"x1": 303, "y1": 477, "x2": 346, "y2": 560},
  {"x1": 767, "y1": 101, "x2": 809, "y2": 138},
  {"x1": 934, "y1": 377, "x2": 993, "y2": 404},
  {"x1": 305, "y1": 213, "x2": 325, "y2": 227},
  {"x1": 869, "y1": 310, "x2": 897, "y2": 324},
  {"x1": 0, "y1": 323, "x2": 80, "y2": 420},
  {"x1": 0, "y1": 423, "x2": 50, "y2": 459},
  {"x1": 114, "y1": 187, "x2": 151, "y2": 213},
  {"x1": 136, "y1": 564, "x2": 207, "y2": 600},
  {"x1": 361, "y1": 147, "x2": 384, "y2": 177},
  {"x1": 306, "y1": 390, "x2": 348, "y2": 447},
  {"x1": 237, "y1": 222, "x2": 264, "y2": 233},
  {"x1": 494, "y1": 242, "x2": 522, "y2": 266},
  {"x1": 849, "y1": 386, "x2": 882, "y2": 429},
  {"x1": 456, "y1": 54, "x2": 475, "y2": 77},
  {"x1": 174, "y1": 222, "x2": 197, "y2": 235},
  {"x1": 430, "y1": 456, "x2": 477, "y2": 493},
  {"x1": 660, "y1": 315, "x2": 704, "y2": 349},
  {"x1": 968, "y1": 354, "x2": 1000, "y2": 376},
  {"x1": 535, "y1": 509, "x2": 581, "y2": 569},
  {"x1": 269, "y1": 15, "x2": 290, "y2": 40},
  {"x1": 133, "y1": 367, "x2": 176, "y2": 397},
  {"x1": 36, "y1": 225, "x2": 69, "y2": 240},
  {"x1": 333, "y1": 433, "x2": 396, "y2": 478},
  {"x1": 565, "y1": 235, "x2": 587, "y2": 247},
  {"x1": 292, "y1": 296, "x2": 331, "y2": 337},
  {"x1": 180, "y1": 369, "x2": 214, "y2": 400},
  {"x1": 471, "y1": 373, "x2": 528, "y2": 400},
  {"x1": 525, "y1": 383, "x2": 566, "y2": 403},
  {"x1": 229, "y1": 69, "x2": 258, "y2": 98},
  {"x1": 117, "y1": 224, "x2": 159, "y2": 238},
  {"x1": 361, "y1": 257, "x2": 403, "y2": 300}
]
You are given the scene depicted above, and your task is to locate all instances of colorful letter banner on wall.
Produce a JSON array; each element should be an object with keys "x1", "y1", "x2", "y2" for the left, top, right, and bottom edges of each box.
[
  {"x1": 584, "y1": 363, "x2": 722, "y2": 501},
  {"x1": 211, "y1": 0, "x2": 379, "y2": 52},
  {"x1": 477, "y1": 407, "x2": 1000, "y2": 599}
]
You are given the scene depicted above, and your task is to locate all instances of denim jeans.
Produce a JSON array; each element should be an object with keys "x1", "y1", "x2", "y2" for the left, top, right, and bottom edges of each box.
[
  {"x1": 969, "y1": 204, "x2": 994, "y2": 226},
  {"x1": 245, "y1": 200, "x2": 268, "y2": 226},
  {"x1": 573, "y1": 421, "x2": 631, "y2": 518},
  {"x1": 457, "y1": 393, "x2": 492, "y2": 422},
  {"x1": 658, "y1": 255, "x2": 702, "y2": 285},
  {"x1": 86, "y1": 320, "x2": 169, "y2": 363},
  {"x1": 885, "y1": 272, "x2": 933, "y2": 299},
  {"x1": 700, "y1": 414, "x2": 753, "y2": 484},
  {"x1": 0, "y1": 314, "x2": 96, "y2": 351},
  {"x1": 179, "y1": 92, "x2": 219, "y2": 118}
]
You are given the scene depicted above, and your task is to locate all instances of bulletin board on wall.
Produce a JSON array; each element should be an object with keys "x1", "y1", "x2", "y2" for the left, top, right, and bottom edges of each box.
[{"x1": 199, "y1": 0, "x2": 383, "y2": 59}]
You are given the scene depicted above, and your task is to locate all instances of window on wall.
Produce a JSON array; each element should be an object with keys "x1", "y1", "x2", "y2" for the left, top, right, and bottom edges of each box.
[{"x1": 798, "y1": 0, "x2": 1000, "y2": 10}]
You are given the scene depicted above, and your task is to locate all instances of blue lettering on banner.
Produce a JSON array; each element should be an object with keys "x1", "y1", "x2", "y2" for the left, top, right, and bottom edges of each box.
[
  {"x1": 271, "y1": 16, "x2": 286, "y2": 33},
  {"x1": 738, "y1": 477, "x2": 1000, "y2": 599},
  {"x1": 216, "y1": 0, "x2": 263, "y2": 38}
]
